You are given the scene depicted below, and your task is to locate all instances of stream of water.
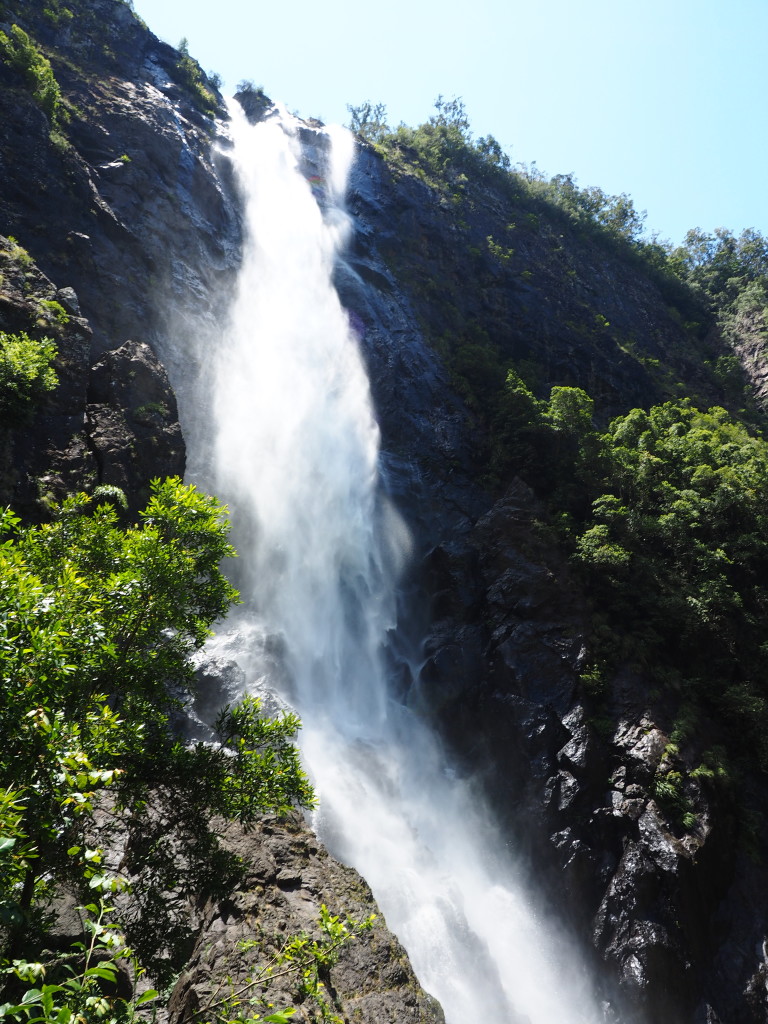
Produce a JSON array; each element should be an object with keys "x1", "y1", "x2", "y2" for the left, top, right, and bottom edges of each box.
[{"x1": 194, "y1": 101, "x2": 605, "y2": 1024}]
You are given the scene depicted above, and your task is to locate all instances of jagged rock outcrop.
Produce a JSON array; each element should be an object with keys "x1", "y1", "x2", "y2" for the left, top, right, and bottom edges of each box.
[
  {"x1": 87, "y1": 338, "x2": 185, "y2": 509},
  {"x1": 0, "y1": 0, "x2": 240, "y2": 368},
  {"x1": 167, "y1": 816, "x2": 444, "y2": 1024},
  {"x1": 0, "y1": 234, "x2": 182, "y2": 516},
  {"x1": 50, "y1": 805, "x2": 445, "y2": 1024}
]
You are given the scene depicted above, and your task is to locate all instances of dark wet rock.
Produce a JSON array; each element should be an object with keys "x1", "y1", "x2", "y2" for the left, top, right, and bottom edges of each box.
[
  {"x1": 184, "y1": 653, "x2": 248, "y2": 740},
  {"x1": 0, "y1": 235, "x2": 183, "y2": 517},
  {"x1": 87, "y1": 338, "x2": 185, "y2": 510},
  {"x1": 0, "y1": 0, "x2": 240, "y2": 371}
]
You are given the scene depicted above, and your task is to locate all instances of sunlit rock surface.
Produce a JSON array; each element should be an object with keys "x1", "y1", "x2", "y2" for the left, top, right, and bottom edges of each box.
[{"x1": 167, "y1": 815, "x2": 445, "y2": 1024}]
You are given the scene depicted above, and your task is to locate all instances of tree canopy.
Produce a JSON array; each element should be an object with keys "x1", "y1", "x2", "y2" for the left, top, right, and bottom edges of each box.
[{"x1": 0, "y1": 479, "x2": 314, "y2": 1012}]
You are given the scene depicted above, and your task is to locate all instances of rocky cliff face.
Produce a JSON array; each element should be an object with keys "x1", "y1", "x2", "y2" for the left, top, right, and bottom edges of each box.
[
  {"x1": 1, "y1": 0, "x2": 229, "y2": 489},
  {"x1": 3, "y1": 3, "x2": 768, "y2": 1022},
  {"x1": 167, "y1": 815, "x2": 444, "y2": 1024},
  {"x1": 336, "y1": 129, "x2": 768, "y2": 1024},
  {"x1": 0, "y1": 233, "x2": 183, "y2": 516},
  {"x1": 0, "y1": 0, "x2": 238, "y2": 351}
]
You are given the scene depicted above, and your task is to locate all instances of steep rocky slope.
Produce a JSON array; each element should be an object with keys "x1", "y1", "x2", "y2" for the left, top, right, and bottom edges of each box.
[
  {"x1": 167, "y1": 815, "x2": 444, "y2": 1024},
  {"x1": 0, "y1": 0, "x2": 238, "y2": 357},
  {"x1": 336, "y1": 131, "x2": 768, "y2": 1024},
  {"x1": 3, "y1": 2, "x2": 768, "y2": 1023},
  {"x1": 0, "y1": 233, "x2": 183, "y2": 516}
]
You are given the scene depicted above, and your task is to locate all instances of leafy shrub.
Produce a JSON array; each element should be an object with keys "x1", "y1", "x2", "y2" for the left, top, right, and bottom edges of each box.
[
  {"x1": 174, "y1": 37, "x2": 217, "y2": 116},
  {"x1": 0, "y1": 25, "x2": 62, "y2": 123},
  {"x1": 0, "y1": 480, "x2": 315, "y2": 994},
  {"x1": 346, "y1": 100, "x2": 390, "y2": 144},
  {"x1": 38, "y1": 299, "x2": 69, "y2": 325},
  {"x1": 564, "y1": 400, "x2": 768, "y2": 771},
  {"x1": 0, "y1": 332, "x2": 58, "y2": 427},
  {"x1": 42, "y1": 0, "x2": 73, "y2": 28},
  {"x1": 237, "y1": 78, "x2": 264, "y2": 95},
  {"x1": 4, "y1": 237, "x2": 34, "y2": 270}
]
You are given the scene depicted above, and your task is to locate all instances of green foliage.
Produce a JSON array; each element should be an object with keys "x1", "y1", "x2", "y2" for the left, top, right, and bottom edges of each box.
[
  {"x1": 545, "y1": 386, "x2": 594, "y2": 435},
  {"x1": 1, "y1": 892, "x2": 160, "y2": 1024},
  {"x1": 41, "y1": 0, "x2": 73, "y2": 29},
  {"x1": 489, "y1": 369, "x2": 555, "y2": 491},
  {"x1": 194, "y1": 905, "x2": 375, "y2": 1024},
  {"x1": 38, "y1": 299, "x2": 69, "y2": 325},
  {"x1": 236, "y1": 79, "x2": 264, "y2": 95},
  {"x1": 0, "y1": 480, "x2": 315, "y2": 1003},
  {"x1": 671, "y1": 226, "x2": 768, "y2": 308},
  {"x1": 380, "y1": 95, "x2": 483, "y2": 191},
  {"x1": 475, "y1": 133, "x2": 510, "y2": 171},
  {"x1": 544, "y1": 174, "x2": 647, "y2": 242},
  {"x1": 568, "y1": 400, "x2": 768, "y2": 769},
  {"x1": 489, "y1": 375, "x2": 602, "y2": 508},
  {"x1": 0, "y1": 332, "x2": 58, "y2": 428},
  {"x1": 133, "y1": 400, "x2": 168, "y2": 423},
  {"x1": 91, "y1": 483, "x2": 128, "y2": 509},
  {"x1": 666, "y1": 228, "x2": 768, "y2": 405},
  {"x1": 4, "y1": 238, "x2": 34, "y2": 271},
  {"x1": 486, "y1": 235, "x2": 514, "y2": 264},
  {"x1": 3, "y1": 479, "x2": 239, "y2": 729},
  {"x1": 346, "y1": 101, "x2": 389, "y2": 144},
  {"x1": 0, "y1": 25, "x2": 62, "y2": 123},
  {"x1": 174, "y1": 37, "x2": 217, "y2": 116}
]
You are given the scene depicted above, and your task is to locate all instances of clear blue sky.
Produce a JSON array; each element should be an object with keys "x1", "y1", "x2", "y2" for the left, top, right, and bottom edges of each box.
[{"x1": 132, "y1": 0, "x2": 768, "y2": 247}]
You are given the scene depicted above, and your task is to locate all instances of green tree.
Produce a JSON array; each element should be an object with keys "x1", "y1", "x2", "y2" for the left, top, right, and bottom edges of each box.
[
  {"x1": 547, "y1": 175, "x2": 647, "y2": 242},
  {"x1": 0, "y1": 332, "x2": 58, "y2": 427},
  {"x1": 346, "y1": 101, "x2": 389, "y2": 144},
  {"x1": 0, "y1": 479, "x2": 314, "y2": 987},
  {"x1": 174, "y1": 37, "x2": 217, "y2": 115},
  {"x1": 545, "y1": 386, "x2": 594, "y2": 435},
  {"x1": 574, "y1": 400, "x2": 768, "y2": 765}
]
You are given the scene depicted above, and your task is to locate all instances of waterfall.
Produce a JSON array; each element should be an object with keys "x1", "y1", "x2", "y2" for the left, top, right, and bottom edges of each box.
[{"x1": 198, "y1": 100, "x2": 605, "y2": 1024}]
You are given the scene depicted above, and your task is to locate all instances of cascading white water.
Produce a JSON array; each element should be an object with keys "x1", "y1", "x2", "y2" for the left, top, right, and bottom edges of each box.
[{"x1": 203, "y1": 100, "x2": 607, "y2": 1024}]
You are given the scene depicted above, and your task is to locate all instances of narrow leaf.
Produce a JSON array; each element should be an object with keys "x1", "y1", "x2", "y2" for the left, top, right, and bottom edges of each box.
[
  {"x1": 84, "y1": 966, "x2": 116, "y2": 982},
  {"x1": 135, "y1": 990, "x2": 159, "y2": 1006}
]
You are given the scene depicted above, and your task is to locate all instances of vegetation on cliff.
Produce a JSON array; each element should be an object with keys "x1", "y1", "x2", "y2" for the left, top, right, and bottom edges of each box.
[
  {"x1": 509, "y1": 383, "x2": 768, "y2": 780},
  {"x1": 0, "y1": 0, "x2": 223, "y2": 128},
  {"x1": 348, "y1": 97, "x2": 768, "y2": 435},
  {"x1": 0, "y1": 23, "x2": 62, "y2": 125},
  {"x1": 0, "y1": 479, "x2": 319, "y2": 1020},
  {"x1": 0, "y1": 331, "x2": 58, "y2": 427},
  {"x1": 347, "y1": 97, "x2": 768, "y2": 825}
]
